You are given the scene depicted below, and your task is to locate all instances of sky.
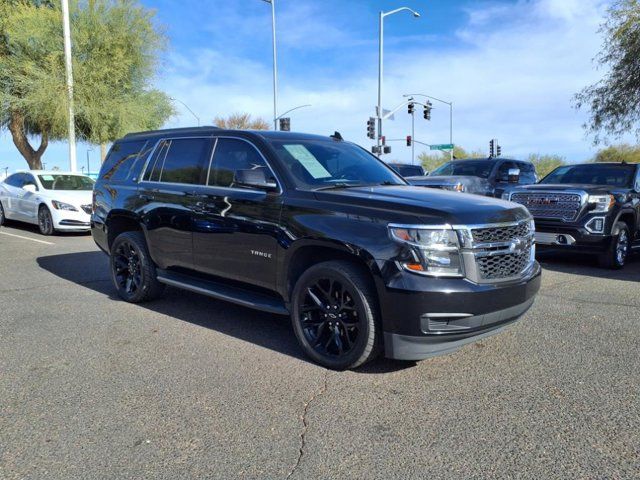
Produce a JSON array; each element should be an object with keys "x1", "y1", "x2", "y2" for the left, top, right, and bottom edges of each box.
[{"x1": 0, "y1": 0, "x2": 615, "y2": 174}]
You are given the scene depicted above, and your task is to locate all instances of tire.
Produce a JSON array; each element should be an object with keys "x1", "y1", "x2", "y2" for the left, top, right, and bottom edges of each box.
[
  {"x1": 291, "y1": 260, "x2": 381, "y2": 370},
  {"x1": 0, "y1": 201, "x2": 5, "y2": 226},
  {"x1": 38, "y1": 205, "x2": 54, "y2": 235},
  {"x1": 599, "y1": 222, "x2": 630, "y2": 269},
  {"x1": 110, "y1": 231, "x2": 165, "y2": 303}
]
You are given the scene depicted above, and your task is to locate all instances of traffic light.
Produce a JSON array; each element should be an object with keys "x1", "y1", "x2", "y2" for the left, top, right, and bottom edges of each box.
[
  {"x1": 408, "y1": 102, "x2": 414, "y2": 115},
  {"x1": 406, "y1": 135, "x2": 412, "y2": 146},
  {"x1": 489, "y1": 139, "x2": 495, "y2": 157},
  {"x1": 371, "y1": 146, "x2": 381, "y2": 154},
  {"x1": 367, "y1": 117, "x2": 375, "y2": 139},
  {"x1": 423, "y1": 101, "x2": 432, "y2": 120},
  {"x1": 496, "y1": 144, "x2": 502, "y2": 157},
  {"x1": 383, "y1": 146, "x2": 391, "y2": 154},
  {"x1": 279, "y1": 117, "x2": 290, "y2": 132},
  {"x1": 381, "y1": 135, "x2": 386, "y2": 146}
]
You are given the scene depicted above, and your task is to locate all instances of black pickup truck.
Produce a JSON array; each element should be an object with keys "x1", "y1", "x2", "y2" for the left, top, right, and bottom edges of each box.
[
  {"x1": 92, "y1": 127, "x2": 541, "y2": 369},
  {"x1": 408, "y1": 157, "x2": 537, "y2": 197},
  {"x1": 508, "y1": 162, "x2": 640, "y2": 268}
]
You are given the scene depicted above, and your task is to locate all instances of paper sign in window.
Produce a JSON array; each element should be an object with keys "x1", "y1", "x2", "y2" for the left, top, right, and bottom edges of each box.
[{"x1": 283, "y1": 144, "x2": 331, "y2": 179}]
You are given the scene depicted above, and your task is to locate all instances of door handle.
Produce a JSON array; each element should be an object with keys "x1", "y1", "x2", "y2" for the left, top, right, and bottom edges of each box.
[{"x1": 139, "y1": 193, "x2": 154, "y2": 202}]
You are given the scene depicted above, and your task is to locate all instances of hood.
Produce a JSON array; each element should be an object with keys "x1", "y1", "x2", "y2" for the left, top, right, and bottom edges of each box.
[
  {"x1": 314, "y1": 185, "x2": 529, "y2": 225},
  {"x1": 408, "y1": 175, "x2": 491, "y2": 195},
  {"x1": 514, "y1": 183, "x2": 628, "y2": 195},
  {"x1": 38, "y1": 189, "x2": 93, "y2": 206}
]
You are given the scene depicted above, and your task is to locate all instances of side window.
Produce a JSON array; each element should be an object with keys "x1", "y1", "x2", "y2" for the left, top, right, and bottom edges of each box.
[
  {"x1": 5, "y1": 173, "x2": 24, "y2": 188},
  {"x1": 143, "y1": 140, "x2": 169, "y2": 182},
  {"x1": 23, "y1": 173, "x2": 37, "y2": 188},
  {"x1": 158, "y1": 138, "x2": 211, "y2": 185},
  {"x1": 517, "y1": 163, "x2": 536, "y2": 184},
  {"x1": 208, "y1": 138, "x2": 273, "y2": 188},
  {"x1": 635, "y1": 167, "x2": 640, "y2": 191},
  {"x1": 100, "y1": 140, "x2": 147, "y2": 182},
  {"x1": 496, "y1": 162, "x2": 516, "y2": 182}
]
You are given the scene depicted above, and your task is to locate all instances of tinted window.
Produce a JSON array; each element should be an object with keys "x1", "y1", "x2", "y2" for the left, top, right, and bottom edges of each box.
[
  {"x1": 4, "y1": 173, "x2": 24, "y2": 188},
  {"x1": 392, "y1": 164, "x2": 424, "y2": 177},
  {"x1": 143, "y1": 140, "x2": 170, "y2": 182},
  {"x1": 38, "y1": 175, "x2": 95, "y2": 191},
  {"x1": 517, "y1": 163, "x2": 537, "y2": 184},
  {"x1": 23, "y1": 173, "x2": 37, "y2": 187},
  {"x1": 431, "y1": 160, "x2": 494, "y2": 178},
  {"x1": 160, "y1": 138, "x2": 210, "y2": 184},
  {"x1": 496, "y1": 162, "x2": 517, "y2": 182},
  {"x1": 540, "y1": 164, "x2": 636, "y2": 187},
  {"x1": 209, "y1": 138, "x2": 273, "y2": 187},
  {"x1": 268, "y1": 139, "x2": 404, "y2": 190},
  {"x1": 100, "y1": 140, "x2": 147, "y2": 182}
]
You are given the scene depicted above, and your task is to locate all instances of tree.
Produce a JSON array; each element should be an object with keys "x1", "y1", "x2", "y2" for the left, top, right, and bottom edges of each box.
[
  {"x1": 418, "y1": 146, "x2": 485, "y2": 172},
  {"x1": 525, "y1": 154, "x2": 566, "y2": 178},
  {"x1": 575, "y1": 0, "x2": 640, "y2": 143},
  {"x1": 592, "y1": 144, "x2": 640, "y2": 163},
  {"x1": 213, "y1": 113, "x2": 270, "y2": 130},
  {"x1": 0, "y1": 0, "x2": 174, "y2": 169}
]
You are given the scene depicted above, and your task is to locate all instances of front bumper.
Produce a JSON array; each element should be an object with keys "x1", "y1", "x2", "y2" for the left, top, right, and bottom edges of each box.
[
  {"x1": 51, "y1": 208, "x2": 91, "y2": 231},
  {"x1": 534, "y1": 219, "x2": 613, "y2": 254},
  {"x1": 377, "y1": 261, "x2": 541, "y2": 361}
]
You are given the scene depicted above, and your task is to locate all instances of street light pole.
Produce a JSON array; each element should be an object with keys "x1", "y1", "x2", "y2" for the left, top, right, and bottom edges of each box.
[
  {"x1": 262, "y1": 0, "x2": 278, "y2": 130},
  {"x1": 411, "y1": 101, "x2": 415, "y2": 165},
  {"x1": 377, "y1": 7, "x2": 421, "y2": 157},
  {"x1": 61, "y1": 0, "x2": 77, "y2": 172},
  {"x1": 86, "y1": 147, "x2": 93, "y2": 175},
  {"x1": 404, "y1": 93, "x2": 454, "y2": 160}
]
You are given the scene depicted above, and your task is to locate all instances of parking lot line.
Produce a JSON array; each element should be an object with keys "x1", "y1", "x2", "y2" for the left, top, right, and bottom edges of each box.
[{"x1": 0, "y1": 230, "x2": 55, "y2": 245}]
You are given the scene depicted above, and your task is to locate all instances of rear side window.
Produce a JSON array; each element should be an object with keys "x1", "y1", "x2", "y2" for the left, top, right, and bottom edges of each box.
[
  {"x1": 142, "y1": 138, "x2": 211, "y2": 185},
  {"x1": 100, "y1": 140, "x2": 147, "y2": 182},
  {"x1": 517, "y1": 163, "x2": 537, "y2": 184},
  {"x1": 4, "y1": 173, "x2": 25, "y2": 188},
  {"x1": 208, "y1": 138, "x2": 272, "y2": 187}
]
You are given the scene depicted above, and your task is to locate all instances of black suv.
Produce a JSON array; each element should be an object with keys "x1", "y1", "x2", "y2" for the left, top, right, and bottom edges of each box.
[
  {"x1": 409, "y1": 158, "x2": 537, "y2": 197},
  {"x1": 508, "y1": 162, "x2": 640, "y2": 268},
  {"x1": 92, "y1": 127, "x2": 541, "y2": 369}
]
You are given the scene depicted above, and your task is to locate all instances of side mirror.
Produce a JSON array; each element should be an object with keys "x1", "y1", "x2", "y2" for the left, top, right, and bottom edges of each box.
[
  {"x1": 23, "y1": 183, "x2": 37, "y2": 193},
  {"x1": 508, "y1": 168, "x2": 521, "y2": 184},
  {"x1": 234, "y1": 168, "x2": 278, "y2": 191}
]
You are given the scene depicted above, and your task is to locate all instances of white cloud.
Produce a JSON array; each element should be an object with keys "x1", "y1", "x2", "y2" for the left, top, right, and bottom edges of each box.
[{"x1": 158, "y1": 0, "x2": 610, "y2": 165}]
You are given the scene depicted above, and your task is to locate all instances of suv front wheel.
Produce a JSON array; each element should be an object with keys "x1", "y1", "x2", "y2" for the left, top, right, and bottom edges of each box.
[
  {"x1": 599, "y1": 222, "x2": 630, "y2": 269},
  {"x1": 110, "y1": 231, "x2": 165, "y2": 303},
  {"x1": 291, "y1": 261, "x2": 381, "y2": 370}
]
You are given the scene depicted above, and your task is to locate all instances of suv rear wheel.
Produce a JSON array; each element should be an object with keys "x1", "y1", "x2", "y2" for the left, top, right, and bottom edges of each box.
[
  {"x1": 110, "y1": 231, "x2": 165, "y2": 303},
  {"x1": 291, "y1": 260, "x2": 381, "y2": 370},
  {"x1": 599, "y1": 222, "x2": 630, "y2": 269}
]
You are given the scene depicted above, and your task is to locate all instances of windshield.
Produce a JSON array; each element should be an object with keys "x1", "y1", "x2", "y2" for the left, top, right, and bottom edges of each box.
[
  {"x1": 268, "y1": 139, "x2": 405, "y2": 190},
  {"x1": 431, "y1": 160, "x2": 494, "y2": 178},
  {"x1": 540, "y1": 164, "x2": 635, "y2": 187},
  {"x1": 393, "y1": 164, "x2": 424, "y2": 177},
  {"x1": 38, "y1": 174, "x2": 95, "y2": 191}
]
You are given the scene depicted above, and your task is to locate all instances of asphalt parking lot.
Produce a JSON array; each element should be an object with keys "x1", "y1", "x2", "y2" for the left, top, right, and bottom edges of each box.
[{"x1": 0, "y1": 221, "x2": 638, "y2": 480}]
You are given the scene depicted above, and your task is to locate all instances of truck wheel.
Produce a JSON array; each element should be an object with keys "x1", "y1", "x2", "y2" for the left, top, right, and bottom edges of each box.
[
  {"x1": 291, "y1": 260, "x2": 381, "y2": 370},
  {"x1": 110, "y1": 231, "x2": 165, "y2": 303},
  {"x1": 599, "y1": 222, "x2": 630, "y2": 269},
  {"x1": 38, "y1": 205, "x2": 54, "y2": 235}
]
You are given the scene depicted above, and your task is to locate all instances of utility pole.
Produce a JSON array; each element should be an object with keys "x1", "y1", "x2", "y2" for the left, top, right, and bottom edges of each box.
[
  {"x1": 262, "y1": 0, "x2": 278, "y2": 130},
  {"x1": 61, "y1": 0, "x2": 77, "y2": 172}
]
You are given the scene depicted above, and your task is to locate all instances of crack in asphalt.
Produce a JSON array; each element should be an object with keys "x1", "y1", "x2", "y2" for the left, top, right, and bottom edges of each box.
[{"x1": 286, "y1": 370, "x2": 330, "y2": 479}]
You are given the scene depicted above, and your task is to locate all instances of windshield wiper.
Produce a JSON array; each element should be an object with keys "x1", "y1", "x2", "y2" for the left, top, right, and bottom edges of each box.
[{"x1": 314, "y1": 182, "x2": 366, "y2": 191}]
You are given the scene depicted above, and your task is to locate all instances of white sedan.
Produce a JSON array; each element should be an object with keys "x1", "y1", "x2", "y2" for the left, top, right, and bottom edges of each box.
[{"x1": 0, "y1": 171, "x2": 94, "y2": 235}]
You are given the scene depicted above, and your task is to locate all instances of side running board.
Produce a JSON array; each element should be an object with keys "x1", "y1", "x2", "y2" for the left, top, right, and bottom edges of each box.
[{"x1": 156, "y1": 270, "x2": 289, "y2": 316}]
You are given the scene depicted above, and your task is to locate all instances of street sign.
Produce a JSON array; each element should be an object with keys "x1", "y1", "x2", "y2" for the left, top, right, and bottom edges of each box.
[{"x1": 430, "y1": 144, "x2": 454, "y2": 151}]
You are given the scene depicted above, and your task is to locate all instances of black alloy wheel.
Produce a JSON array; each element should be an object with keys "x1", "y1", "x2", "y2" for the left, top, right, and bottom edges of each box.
[
  {"x1": 38, "y1": 206, "x2": 54, "y2": 235},
  {"x1": 291, "y1": 261, "x2": 380, "y2": 370},
  {"x1": 110, "y1": 231, "x2": 165, "y2": 303}
]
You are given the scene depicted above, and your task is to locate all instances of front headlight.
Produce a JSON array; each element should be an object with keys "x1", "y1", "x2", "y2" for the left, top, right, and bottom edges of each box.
[
  {"x1": 587, "y1": 194, "x2": 614, "y2": 213},
  {"x1": 389, "y1": 225, "x2": 464, "y2": 277},
  {"x1": 442, "y1": 182, "x2": 465, "y2": 193},
  {"x1": 51, "y1": 200, "x2": 78, "y2": 211}
]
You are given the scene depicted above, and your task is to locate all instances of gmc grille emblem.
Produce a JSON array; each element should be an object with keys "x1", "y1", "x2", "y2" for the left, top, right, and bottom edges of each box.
[{"x1": 528, "y1": 197, "x2": 558, "y2": 206}]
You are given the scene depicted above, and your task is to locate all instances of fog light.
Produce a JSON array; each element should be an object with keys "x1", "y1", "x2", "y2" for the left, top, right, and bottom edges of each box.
[{"x1": 585, "y1": 217, "x2": 605, "y2": 233}]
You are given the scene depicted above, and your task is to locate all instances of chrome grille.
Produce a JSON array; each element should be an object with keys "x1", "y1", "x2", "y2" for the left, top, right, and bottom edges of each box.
[
  {"x1": 510, "y1": 192, "x2": 582, "y2": 221},
  {"x1": 472, "y1": 222, "x2": 531, "y2": 243},
  {"x1": 465, "y1": 220, "x2": 535, "y2": 282},
  {"x1": 476, "y1": 238, "x2": 533, "y2": 280},
  {"x1": 81, "y1": 204, "x2": 92, "y2": 215}
]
